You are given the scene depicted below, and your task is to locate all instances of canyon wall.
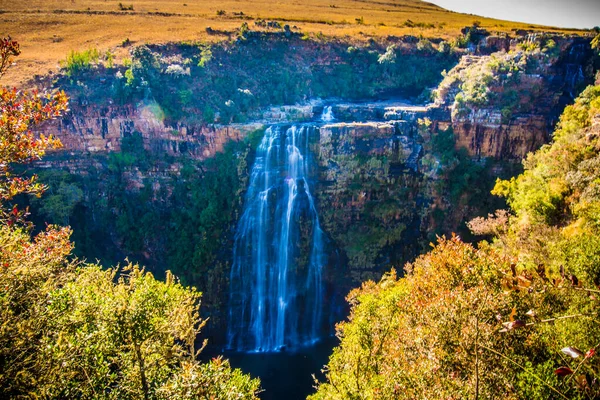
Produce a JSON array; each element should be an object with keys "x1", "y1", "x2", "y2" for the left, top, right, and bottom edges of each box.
[
  {"x1": 41, "y1": 101, "x2": 262, "y2": 160},
  {"x1": 26, "y1": 33, "x2": 598, "y2": 341}
]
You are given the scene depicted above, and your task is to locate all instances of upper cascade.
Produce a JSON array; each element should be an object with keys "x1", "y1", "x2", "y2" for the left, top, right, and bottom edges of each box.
[
  {"x1": 227, "y1": 124, "x2": 328, "y2": 352},
  {"x1": 320, "y1": 106, "x2": 335, "y2": 123}
]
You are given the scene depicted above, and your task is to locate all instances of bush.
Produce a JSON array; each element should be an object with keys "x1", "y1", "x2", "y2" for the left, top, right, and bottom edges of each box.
[
  {"x1": 118, "y1": 2, "x2": 134, "y2": 11},
  {"x1": 0, "y1": 225, "x2": 261, "y2": 399},
  {"x1": 62, "y1": 48, "x2": 100, "y2": 76},
  {"x1": 416, "y1": 38, "x2": 434, "y2": 53}
]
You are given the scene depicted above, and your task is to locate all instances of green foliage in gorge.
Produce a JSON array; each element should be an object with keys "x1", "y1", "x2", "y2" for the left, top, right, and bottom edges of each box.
[
  {"x1": 0, "y1": 226, "x2": 260, "y2": 399},
  {"x1": 312, "y1": 85, "x2": 600, "y2": 399},
  {"x1": 315, "y1": 125, "x2": 421, "y2": 282},
  {"x1": 0, "y1": 38, "x2": 260, "y2": 399},
  {"x1": 70, "y1": 38, "x2": 457, "y2": 124},
  {"x1": 493, "y1": 84, "x2": 600, "y2": 285}
]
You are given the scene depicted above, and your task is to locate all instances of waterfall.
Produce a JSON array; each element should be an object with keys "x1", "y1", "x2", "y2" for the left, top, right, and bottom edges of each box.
[
  {"x1": 321, "y1": 106, "x2": 335, "y2": 122},
  {"x1": 564, "y1": 42, "x2": 588, "y2": 98},
  {"x1": 227, "y1": 124, "x2": 327, "y2": 352}
]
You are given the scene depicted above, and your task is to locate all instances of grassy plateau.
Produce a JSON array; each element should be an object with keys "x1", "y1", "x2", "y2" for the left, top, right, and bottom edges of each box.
[{"x1": 0, "y1": 0, "x2": 586, "y2": 87}]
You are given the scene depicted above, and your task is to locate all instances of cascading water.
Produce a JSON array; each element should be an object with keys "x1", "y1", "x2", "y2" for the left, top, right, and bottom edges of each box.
[
  {"x1": 564, "y1": 42, "x2": 590, "y2": 98},
  {"x1": 227, "y1": 123, "x2": 328, "y2": 352},
  {"x1": 321, "y1": 106, "x2": 335, "y2": 122}
]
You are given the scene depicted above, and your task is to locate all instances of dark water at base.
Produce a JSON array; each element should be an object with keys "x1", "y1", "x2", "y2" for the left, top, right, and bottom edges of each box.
[{"x1": 221, "y1": 336, "x2": 338, "y2": 400}]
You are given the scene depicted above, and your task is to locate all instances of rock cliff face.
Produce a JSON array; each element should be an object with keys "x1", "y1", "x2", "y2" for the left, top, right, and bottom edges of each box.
[
  {"x1": 433, "y1": 36, "x2": 596, "y2": 159},
  {"x1": 447, "y1": 114, "x2": 549, "y2": 159},
  {"x1": 314, "y1": 120, "x2": 425, "y2": 284},
  {"x1": 40, "y1": 101, "x2": 262, "y2": 160},
  {"x1": 37, "y1": 34, "x2": 595, "y2": 165}
]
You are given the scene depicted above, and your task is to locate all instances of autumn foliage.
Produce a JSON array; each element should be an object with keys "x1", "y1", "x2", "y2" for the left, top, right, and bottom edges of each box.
[{"x1": 0, "y1": 37, "x2": 67, "y2": 226}]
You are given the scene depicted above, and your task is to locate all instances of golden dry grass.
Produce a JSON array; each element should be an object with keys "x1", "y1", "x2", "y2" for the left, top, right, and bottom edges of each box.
[{"x1": 0, "y1": 0, "x2": 586, "y2": 87}]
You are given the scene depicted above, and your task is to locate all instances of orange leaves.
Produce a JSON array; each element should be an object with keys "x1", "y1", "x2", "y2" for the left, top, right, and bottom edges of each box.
[
  {"x1": 499, "y1": 308, "x2": 527, "y2": 332},
  {"x1": 0, "y1": 37, "x2": 20, "y2": 78},
  {"x1": 0, "y1": 37, "x2": 69, "y2": 218},
  {"x1": 0, "y1": 225, "x2": 74, "y2": 269}
]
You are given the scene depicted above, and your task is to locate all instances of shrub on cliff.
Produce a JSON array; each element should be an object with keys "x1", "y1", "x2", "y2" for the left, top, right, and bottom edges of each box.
[
  {"x1": 311, "y1": 85, "x2": 600, "y2": 399},
  {"x1": 493, "y1": 84, "x2": 600, "y2": 285},
  {"x1": 62, "y1": 48, "x2": 100, "y2": 77},
  {"x1": 437, "y1": 45, "x2": 565, "y2": 120}
]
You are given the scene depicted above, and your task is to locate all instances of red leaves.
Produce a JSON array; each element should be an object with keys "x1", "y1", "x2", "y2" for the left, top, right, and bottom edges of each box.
[
  {"x1": 0, "y1": 39, "x2": 68, "y2": 209},
  {"x1": 554, "y1": 366, "x2": 574, "y2": 376},
  {"x1": 585, "y1": 348, "x2": 596, "y2": 359},
  {"x1": 0, "y1": 37, "x2": 20, "y2": 77}
]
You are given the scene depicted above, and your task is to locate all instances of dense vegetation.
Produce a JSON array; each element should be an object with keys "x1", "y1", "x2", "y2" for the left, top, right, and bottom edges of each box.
[
  {"x1": 423, "y1": 123, "x2": 515, "y2": 242},
  {"x1": 64, "y1": 35, "x2": 458, "y2": 125},
  {"x1": 0, "y1": 39, "x2": 260, "y2": 399},
  {"x1": 311, "y1": 83, "x2": 600, "y2": 399}
]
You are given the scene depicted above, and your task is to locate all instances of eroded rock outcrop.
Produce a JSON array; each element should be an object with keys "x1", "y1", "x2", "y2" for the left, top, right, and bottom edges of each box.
[
  {"x1": 39, "y1": 101, "x2": 263, "y2": 160},
  {"x1": 433, "y1": 35, "x2": 596, "y2": 159},
  {"x1": 446, "y1": 113, "x2": 549, "y2": 159},
  {"x1": 314, "y1": 121, "x2": 425, "y2": 283}
]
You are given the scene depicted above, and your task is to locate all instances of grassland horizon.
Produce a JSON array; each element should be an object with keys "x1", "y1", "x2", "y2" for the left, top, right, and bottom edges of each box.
[{"x1": 0, "y1": 0, "x2": 591, "y2": 87}]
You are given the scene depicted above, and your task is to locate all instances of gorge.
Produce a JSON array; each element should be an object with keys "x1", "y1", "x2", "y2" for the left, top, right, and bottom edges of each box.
[{"x1": 12, "y1": 25, "x2": 600, "y2": 399}]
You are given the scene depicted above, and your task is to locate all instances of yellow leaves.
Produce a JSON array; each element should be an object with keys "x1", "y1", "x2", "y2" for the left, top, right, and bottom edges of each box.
[
  {"x1": 562, "y1": 217, "x2": 586, "y2": 238},
  {"x1": 517, "y1": 275, "x2": 533, "y2": 289},
  {"x1": 509, "y1": 306, "x2": 517, "y2": 322}
]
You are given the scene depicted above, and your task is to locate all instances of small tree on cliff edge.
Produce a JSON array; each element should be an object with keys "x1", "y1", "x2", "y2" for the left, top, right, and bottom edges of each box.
[{"x1": 0, "y1": 37, "x2": 68, "y2": 224}]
